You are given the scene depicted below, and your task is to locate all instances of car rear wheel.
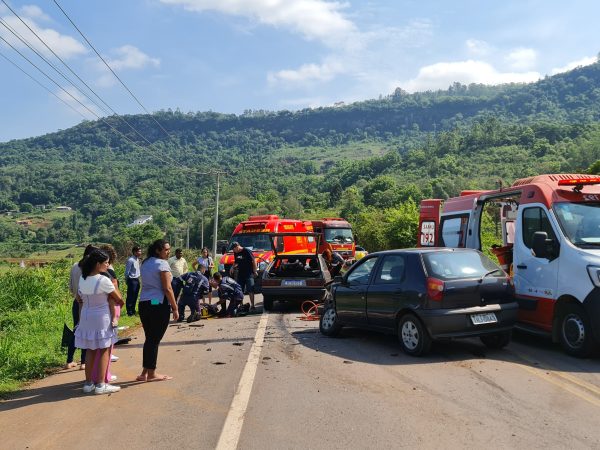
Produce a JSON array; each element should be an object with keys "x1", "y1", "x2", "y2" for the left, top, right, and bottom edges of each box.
[
  {"x1": 480, "y1": 331, "x2": 511, "y2": 349},
  {"x1": 398, "y1": 314, "x2": 431, "y2": 356},
  {"x1": 263, "y1": 295, "x2": 274, "y2": 311},
  {"x1": 558, "y1": 303, "x2": 596, "y2": 357},
  {"x1": 319, "y1": 306, "x2": 341, "y2": 337}
]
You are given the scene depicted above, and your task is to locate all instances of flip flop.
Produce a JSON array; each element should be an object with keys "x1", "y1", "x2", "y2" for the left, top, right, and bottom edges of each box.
[{"x1": 147, "y1": 375, "x2": 173, "y2": 382}]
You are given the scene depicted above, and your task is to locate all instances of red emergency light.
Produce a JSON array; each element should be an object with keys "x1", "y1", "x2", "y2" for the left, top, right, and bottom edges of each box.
[{"x1": 558, "y1": 177, "x2": 600, "y2": 192}]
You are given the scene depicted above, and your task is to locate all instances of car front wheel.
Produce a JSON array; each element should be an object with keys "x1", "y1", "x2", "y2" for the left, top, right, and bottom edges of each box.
[
  {"x1": 320, "y1": 306, "x2": 341, "y2": 337},
  {"x1": 398, "y1": 314, "x2": 431, "y2": 356},
  {"x1": 558, "y1": 303, "x2": 596, "y2": 357}
]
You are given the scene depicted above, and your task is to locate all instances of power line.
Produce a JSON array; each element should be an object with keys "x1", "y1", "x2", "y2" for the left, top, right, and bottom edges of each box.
[
  {"x1": 0, "y1": 2, "x2": 169, "y2": 150},
  {"x1": 0, "y1": 49, "x2": 88, "y2": 119},
  {"x1": 52, "y1": 0, "x2": 175, "y2": 142}
]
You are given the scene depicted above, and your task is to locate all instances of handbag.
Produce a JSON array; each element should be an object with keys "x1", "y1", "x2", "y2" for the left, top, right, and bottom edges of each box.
[{"x1": 61, "y1": 323, "x2": 74, "y2": 348}]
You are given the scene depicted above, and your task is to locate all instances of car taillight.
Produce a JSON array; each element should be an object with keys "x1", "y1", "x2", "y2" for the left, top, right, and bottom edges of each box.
[
  {"x1": 262, "y1": 279, "x2": 281, "y2": 286},
  {"x1": 305, "y1": 279, "x2": 324, "y2": 287},
  {"x1": 426, "y1": 277, "x2": 444, "y2": 301}
]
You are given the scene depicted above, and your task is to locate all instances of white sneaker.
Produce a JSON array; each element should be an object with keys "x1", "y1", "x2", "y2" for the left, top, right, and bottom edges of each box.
[
  {"x1": 82, "y1": 382, "x2": 95, "y2": 394},
  {"x1": 110, "y1": 375, "x2": 118, "y2": 382},
  {"x1": 94, "y1": 383, "x2": 121, "y2": 395},
  {"x1": 110, "y1": 354, "x2": 119, "y2": 362}
]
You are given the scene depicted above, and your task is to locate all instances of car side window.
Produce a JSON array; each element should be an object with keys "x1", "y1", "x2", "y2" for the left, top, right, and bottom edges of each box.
[
  {"x1": 346, "y1": 257, "x2": 379, "y2": 285},
  {"x1": 374, "y1": 255, "x2": 405, "y2": 284},
  {"x1": 440, "y1": 214, "x2": 469, "y2": 248},
  {"x1": 522, "y1": 207, "x2": 557, "y2": 249}
]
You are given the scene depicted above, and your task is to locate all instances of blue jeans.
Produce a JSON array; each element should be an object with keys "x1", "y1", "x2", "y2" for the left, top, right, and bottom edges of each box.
[
  {"x1": 66, "y1": 299, "x2": 86, "y2": 364},
  {"x1": 126, "y1": 277, "x2": 140, "y2": 315}
]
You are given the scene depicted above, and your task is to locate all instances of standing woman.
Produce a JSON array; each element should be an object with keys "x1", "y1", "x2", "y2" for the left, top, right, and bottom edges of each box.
[
  {"x1": 75, "y1": 249, "x2": 122, "y2": 395},
  {"x1": 137, "y1": 239, "x2": 179, "y2": 382},
  {"x1": 193, "y1": 247, "x2": 214, "y2": 276}
]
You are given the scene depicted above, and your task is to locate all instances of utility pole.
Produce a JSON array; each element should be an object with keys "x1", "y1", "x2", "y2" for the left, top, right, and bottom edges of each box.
[
  {"x1": 186, "y1": 224, "x2": 189, "y2": 250},
  {"x1": 212, "y1": 171, "x2": 224, "y2": 259},
  {"x1": 201, "y1": 214, "x2": 204, "y2": 249}
]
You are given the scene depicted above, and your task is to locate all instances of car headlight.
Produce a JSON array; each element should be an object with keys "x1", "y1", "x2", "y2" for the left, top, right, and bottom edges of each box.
[{"x1": 587, "y1": 265, "x2": 600, "y2": 287}]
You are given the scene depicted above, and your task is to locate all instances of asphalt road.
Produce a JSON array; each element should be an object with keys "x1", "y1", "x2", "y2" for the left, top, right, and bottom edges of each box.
[{"x1": 2, "y1": 294, "x2": 600, "y2": 449}]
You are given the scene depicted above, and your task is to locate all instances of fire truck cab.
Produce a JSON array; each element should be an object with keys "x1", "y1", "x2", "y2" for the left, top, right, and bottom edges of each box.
[
  {"x1": 311, "y1": 218, "x2": 355, "y2": 260},
  {"x1": 418, "y1": 174, "x2": 600, "y2": 357},
  {"x1": 219, "y1": 215, "x2": 311, "y2": 291}
]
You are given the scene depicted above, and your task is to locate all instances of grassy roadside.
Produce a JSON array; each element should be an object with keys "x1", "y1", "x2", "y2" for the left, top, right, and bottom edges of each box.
[{"x1": 0, "y1": 261, "x2": 140, "y2": 397}]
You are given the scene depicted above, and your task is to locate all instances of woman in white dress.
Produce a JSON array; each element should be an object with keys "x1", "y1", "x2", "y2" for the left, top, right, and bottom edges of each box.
[{"x1": 75, "y1": 249, "x2": 123, "y2": 395}]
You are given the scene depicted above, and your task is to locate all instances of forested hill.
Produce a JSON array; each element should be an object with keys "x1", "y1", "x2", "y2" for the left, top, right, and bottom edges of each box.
[{"x1": 1, "y1": 60, "x2": 600, "y2": 252}]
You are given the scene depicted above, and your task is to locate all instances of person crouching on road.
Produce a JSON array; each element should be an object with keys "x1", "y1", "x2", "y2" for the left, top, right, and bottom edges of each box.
[
  {"x1": 177, "y1": 264, "x2": 211, "y2": 323},
  {"x1": 210, "y1": 272, "x2": 244, "y2": 318},
  {"x1": 230, "y1": 241, "x2": 257, "y2": 312}
]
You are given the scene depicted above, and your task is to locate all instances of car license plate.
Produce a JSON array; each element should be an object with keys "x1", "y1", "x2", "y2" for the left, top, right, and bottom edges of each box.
[
  {"x1": 282, "y1": 280, "x2": 306, "y2": 287},
  {"x1": 470, "y1": 312, "x2": 497, "y2": 325}
]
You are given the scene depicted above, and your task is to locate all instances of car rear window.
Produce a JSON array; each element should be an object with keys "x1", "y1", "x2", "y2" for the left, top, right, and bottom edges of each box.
[{"x1": 422, "y1": 251, "x2": 503, "y2": 280}]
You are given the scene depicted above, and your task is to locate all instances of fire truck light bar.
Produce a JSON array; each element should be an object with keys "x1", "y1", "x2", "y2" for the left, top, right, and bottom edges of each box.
[{"x1": 558, "y1": 178, "x2": 600, "y2": 187}]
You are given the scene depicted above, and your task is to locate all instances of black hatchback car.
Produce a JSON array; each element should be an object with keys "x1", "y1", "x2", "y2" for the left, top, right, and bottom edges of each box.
[{"x1": 319, "y1": 248, "x2": 518, "y2": 356}]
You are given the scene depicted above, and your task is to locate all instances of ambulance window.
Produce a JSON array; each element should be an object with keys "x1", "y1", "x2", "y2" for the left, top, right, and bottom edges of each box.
[
  {"x1": 440, "y1": 215, "x2": 469, "y2": 248},
  {"x1": 522, "y1": 207, "x2": 557, "y2": 248}
]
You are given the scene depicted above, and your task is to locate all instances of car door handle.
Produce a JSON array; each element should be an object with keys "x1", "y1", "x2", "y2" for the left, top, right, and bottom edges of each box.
[{"x1": 517, "y1": 264, "x2": 527, "y2": 269}]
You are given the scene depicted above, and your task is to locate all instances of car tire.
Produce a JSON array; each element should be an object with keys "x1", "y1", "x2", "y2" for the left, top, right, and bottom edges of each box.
[
  {"x1": 319, "y1": 306, "x2": 341, "y2": 337},
  {"x1": 398, "y1": 314, "x2": 431, "y2": 356},
  {"x1": 263, "y1": 295, "x2": 274, "y2": 311},
  {"x1": 558, "y1": 303, "x2": 596, "y2": 357},
  {"x1": 480, "y1": 331, "x2": 511, "y2": 349}
]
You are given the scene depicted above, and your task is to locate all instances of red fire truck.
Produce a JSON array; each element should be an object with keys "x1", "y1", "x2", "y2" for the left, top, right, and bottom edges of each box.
[
  {"x1": 310, "y1": 218, "x2": 355, "y2": 260},
  {"x1": 218, "y1": 215, "x2": 311, "y2": 289},
  {"x1": 417, "y1": 174, "x2": 600, "y2": 357}
]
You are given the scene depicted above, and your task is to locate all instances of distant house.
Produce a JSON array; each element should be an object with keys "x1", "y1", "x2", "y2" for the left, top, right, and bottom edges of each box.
[
  {"x1": 128, "y1": 215, "x2": 153, "y2": 227},
  {"x1": 56, "y1": 206, "x2": 72, "y2": 211},
  {"x1": 16, "y1": 219, "x2": 32, "y2": 226}
]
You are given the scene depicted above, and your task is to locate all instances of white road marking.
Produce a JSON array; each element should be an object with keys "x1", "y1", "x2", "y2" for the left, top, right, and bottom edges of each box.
[{"x1": 216, "y1": 312, "x2": 269, "y2": 450}]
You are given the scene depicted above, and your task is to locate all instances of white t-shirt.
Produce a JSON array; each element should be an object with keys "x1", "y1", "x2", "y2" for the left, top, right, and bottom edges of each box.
[{"x1": 78, "y1": 274, "x2": 115, "y2": 295}]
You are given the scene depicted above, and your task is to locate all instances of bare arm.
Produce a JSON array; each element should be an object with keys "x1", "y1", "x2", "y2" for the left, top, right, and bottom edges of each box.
[
  {"x1": 160, "y1": 271, "x2": 179, "y2": 321},
  {"x1": 108, "y1": 279, "x2": 124, "y2": 307}
]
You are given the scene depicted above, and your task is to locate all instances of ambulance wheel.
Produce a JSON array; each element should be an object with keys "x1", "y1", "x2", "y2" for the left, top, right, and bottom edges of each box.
[
  {"x1": 263, "y1": 295, "x2": 274, "y2": 311},
  {"x1": 558, "y1": 303, "x2": 595, "y2": 357}
]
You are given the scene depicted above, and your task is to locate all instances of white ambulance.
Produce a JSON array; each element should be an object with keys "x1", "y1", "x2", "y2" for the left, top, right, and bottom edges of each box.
[{"x1": 418, "y1": 174, "x2": 600, "y2": 357}]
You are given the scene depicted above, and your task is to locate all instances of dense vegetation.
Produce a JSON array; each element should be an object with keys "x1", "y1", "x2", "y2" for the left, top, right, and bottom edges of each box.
[{"x1": 1, "y1": 60, "x2": 600, "y2": 252}]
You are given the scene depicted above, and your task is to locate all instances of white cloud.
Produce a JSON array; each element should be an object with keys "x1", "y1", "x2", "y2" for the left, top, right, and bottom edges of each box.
[
  {"x1": 465, "y1": 39, "x2": 490, "y2": 56},
  {"x1": 505, "y1": 47, "x2": 537, "y2": 70},
  {"x1": 20, "y1": 5, "x2": 50, "y2": 21},
  {"x1": 397, "y1": 60, "x2": 540, "y2": 93},
  {"x1": 56, "y1": 86, "x2": 101, "y2": 118},
  {"x1": 106, "y1": 45, "x2": 161, "y2": 70},
  {"x1": 268, "y1": 60, "x2": 343, "y2": 85},
  {"x1": 551, "y1": 56, "x2": 597, "y2": 75},
  {"x1": 159, "y1": 0, "x2": 356, "y2": 48},
  {"x1": 0, "y1": 8, "x2": 86, "y2": 59}
]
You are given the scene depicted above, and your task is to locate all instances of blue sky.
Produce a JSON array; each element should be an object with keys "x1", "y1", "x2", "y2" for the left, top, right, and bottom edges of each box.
[{"x1": 0, "y1": 0, "x2": 598, "y2": 142}]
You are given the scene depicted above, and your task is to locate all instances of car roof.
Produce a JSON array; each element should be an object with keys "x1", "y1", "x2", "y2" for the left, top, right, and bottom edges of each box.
[{"x1": 366, "y1": 247, "x2": 481, "y2": 257}]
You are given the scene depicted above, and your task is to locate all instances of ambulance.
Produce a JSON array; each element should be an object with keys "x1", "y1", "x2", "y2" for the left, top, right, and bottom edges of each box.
[
  {"x1": 418, "y1": 174, "x2": 600, "y2": 357},
  {"x1": 218, "y1": 215, "x2": 311, "y2": 291}
]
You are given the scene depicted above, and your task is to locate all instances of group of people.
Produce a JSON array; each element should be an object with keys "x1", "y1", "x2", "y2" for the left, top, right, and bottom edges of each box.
[{"x1": 66, "y1": 240, "x2": 256, "y2": 395}]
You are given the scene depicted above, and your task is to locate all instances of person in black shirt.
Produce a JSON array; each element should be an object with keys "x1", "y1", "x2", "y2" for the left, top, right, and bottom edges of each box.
[{"x1": 230, "y1": 241, "x2": 257, "y2": 311}]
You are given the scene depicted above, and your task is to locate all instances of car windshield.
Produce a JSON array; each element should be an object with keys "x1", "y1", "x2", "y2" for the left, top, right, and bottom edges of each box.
[
  {"x1": 227, "y1": 233, "x2": 272, "y2": 252},
  {"x1": 324, "y1": 228, "x2": 354, "y2": 243},
  {"x1": 554, "y1": 202, "x2": 600, "y2": 247},
  {"x1": 423, "y1": 251, "x2": 503, "y2": 280}
]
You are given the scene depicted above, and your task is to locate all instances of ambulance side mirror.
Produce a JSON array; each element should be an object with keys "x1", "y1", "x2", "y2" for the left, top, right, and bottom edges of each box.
[{"x1": 532, "y1": 231, "x2": 554, "y2": 259}]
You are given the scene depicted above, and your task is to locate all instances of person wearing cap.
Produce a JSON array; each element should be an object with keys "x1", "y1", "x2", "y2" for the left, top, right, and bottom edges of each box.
[{"x1": 230, "y1": 241, "x2": 257, "y2": 311}]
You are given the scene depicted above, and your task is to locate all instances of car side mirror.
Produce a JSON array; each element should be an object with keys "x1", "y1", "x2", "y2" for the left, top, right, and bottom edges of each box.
[
  {"x1": 532, "y1": 231, "x2": 556, "y2": 259},
  {"x1": 333, "y1": 275, "x2": 344, "y2": 284}
]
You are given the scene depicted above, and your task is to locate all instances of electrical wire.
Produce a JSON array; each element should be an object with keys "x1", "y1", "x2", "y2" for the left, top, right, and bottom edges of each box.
[{"x1": 52, "y1": 0, "x2": 175, "y2": 142}]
